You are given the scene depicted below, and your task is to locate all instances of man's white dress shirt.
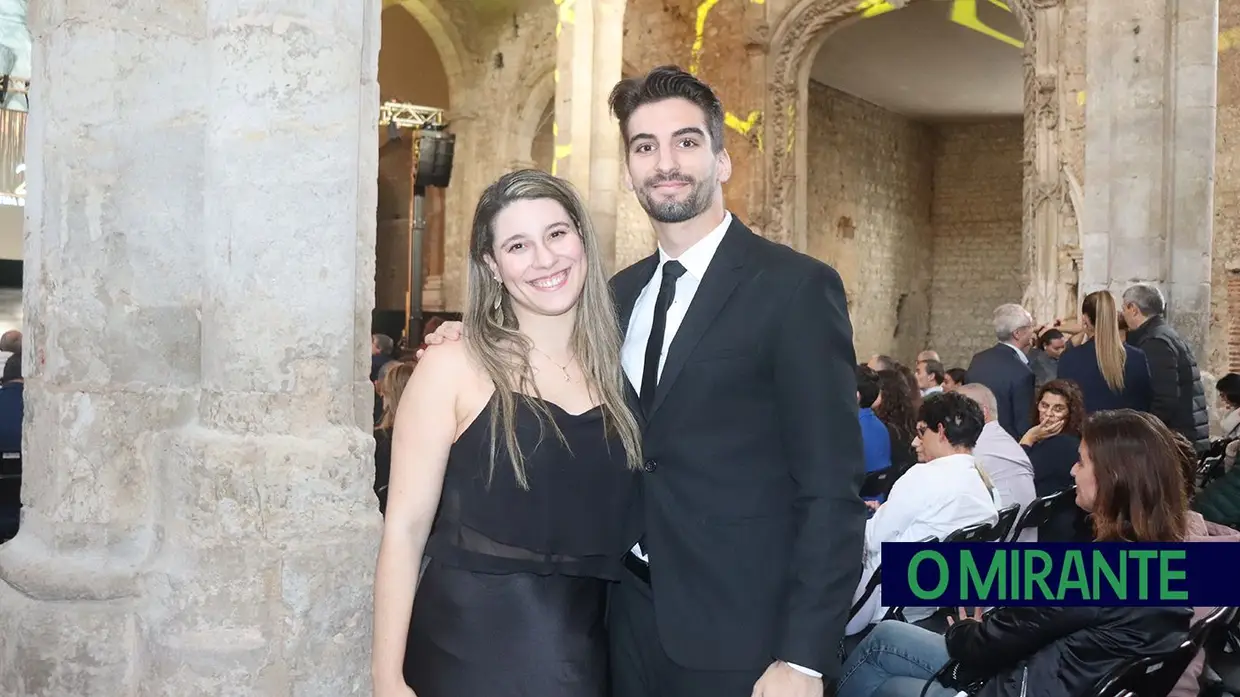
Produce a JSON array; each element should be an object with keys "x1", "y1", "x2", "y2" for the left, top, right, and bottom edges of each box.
[
  {"x1": 1003, "y1": 341, "x2": 1030, "y2": 365},
  {"x1": 621, "y1": 212, "x2": 731, "y2": 394}
]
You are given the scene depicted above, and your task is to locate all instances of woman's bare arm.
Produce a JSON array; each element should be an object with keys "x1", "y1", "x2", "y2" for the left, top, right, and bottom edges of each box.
[{"x1": 371, "y1": 344, "x2": 466, "y2": 692}]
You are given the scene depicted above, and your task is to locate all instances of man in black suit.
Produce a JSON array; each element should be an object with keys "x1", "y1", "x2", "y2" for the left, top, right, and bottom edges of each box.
[
  {"x1": 965, "y1": 303, "x2": 1037, "y2": 439},
  {"x1": 606, "y1": 66, "x2": 866, "y2": 697}
]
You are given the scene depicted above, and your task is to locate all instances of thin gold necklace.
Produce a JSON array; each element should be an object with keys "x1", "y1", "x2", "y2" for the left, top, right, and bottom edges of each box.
[{"x1": 531, "y1": 346, "x2": 574, "y2": 382}]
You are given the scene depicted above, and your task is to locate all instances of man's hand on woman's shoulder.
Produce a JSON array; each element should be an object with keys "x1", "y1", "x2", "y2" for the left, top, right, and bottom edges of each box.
[{"x1": 414, "y1": 321, "x2": 465, "y2": 360}]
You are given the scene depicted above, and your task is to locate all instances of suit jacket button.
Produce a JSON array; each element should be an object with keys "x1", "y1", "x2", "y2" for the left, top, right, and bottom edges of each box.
[{"x1": 643, "y1": 459, "x2": 657, "y2": 472}]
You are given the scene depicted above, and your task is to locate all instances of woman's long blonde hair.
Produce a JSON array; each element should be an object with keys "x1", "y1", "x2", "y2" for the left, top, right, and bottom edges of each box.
[
  {"x1": 377, "y1": 361, "x2": 414, "y2": 432},
  {"x1": 463, "y1": 169, "x2": 643, "y2": 488},
  {"x1": 1083, "y1": 291, "x2": 1127, "y2": 393}
]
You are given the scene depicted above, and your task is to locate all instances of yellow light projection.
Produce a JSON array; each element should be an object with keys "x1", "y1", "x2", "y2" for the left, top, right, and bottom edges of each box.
[
  {"x1": 1221, "y1": 27, "x2": 1240, "y2": 53},
  {"x1": 689, "y1": 0, "x2": 769, "y2": 143},
  {"x1": 950, "y1": 0, "x2": 1022, "y2": 49},
  {"x1": 554, "y1": 0, "x2": 575, "y2": 37},
  {"x1": 553, "y1": 0, "x2": 573, "y2": 175}
]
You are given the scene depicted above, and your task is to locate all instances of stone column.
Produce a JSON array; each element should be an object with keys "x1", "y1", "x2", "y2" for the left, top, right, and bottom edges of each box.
[
  {"x1": 439, "y1": 109, "x2": 480, "y2": 311},
  {"x1": 1082, "y1": 0, "x2": 1219, "y2": 357},
  {"x1": 554, "y1": 0, "x2": 624, "y2": 272},
  {"x1": 553, "y1": 0, "x2": 596, "y2": 189},
  {"x1": 0, "y1": 2, "x2": 381, "y2": 695},
  {"x1": 587, "y1": 0, "x2": 624, "y2": 274}
]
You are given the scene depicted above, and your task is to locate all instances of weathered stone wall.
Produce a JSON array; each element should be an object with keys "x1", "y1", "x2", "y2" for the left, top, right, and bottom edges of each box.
[
  {"x1": 532, "y1": 104, "x2": 554, "y2": 172},
  {"x1": 805, "y1": 81, "x2": 934, "y2": 362},
  {"x1": 928, "y1": 120, "x2": 1026, "y2": 368},
  {"x1": 0, "y1": 1, "x2": 382, "y2": 694},
  {"x1": 437, "y1": 2, "x2": 559, "y2": 310},
  {"x1": 1212, "y1": 4, "x2": 1240, "y2": 377}
]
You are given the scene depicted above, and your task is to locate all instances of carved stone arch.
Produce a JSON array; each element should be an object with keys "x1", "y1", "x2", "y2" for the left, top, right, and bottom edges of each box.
[
  {"x1": 512, "y1": 59, "x2": 644, "y2": 171},
  {"x1": 387, "y1": 0, "x2": 467, "y2": 104},
  {"x1": 764, "y1": 0, "x2": 1071, "y2": 322},
  {"x1": 512, "y1": 68, "x2": 557, "y2": 169}
]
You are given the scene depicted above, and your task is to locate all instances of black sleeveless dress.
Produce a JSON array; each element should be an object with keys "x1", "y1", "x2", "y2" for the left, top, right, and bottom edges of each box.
[{"x1": 403, "y1": 394, "x2": 637, "y2": 697}]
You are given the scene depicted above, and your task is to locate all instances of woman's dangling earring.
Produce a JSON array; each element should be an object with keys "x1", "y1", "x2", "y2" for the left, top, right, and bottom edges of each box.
[{"x1": 493, "y1": 277, "x2": 503, "y2": 313}]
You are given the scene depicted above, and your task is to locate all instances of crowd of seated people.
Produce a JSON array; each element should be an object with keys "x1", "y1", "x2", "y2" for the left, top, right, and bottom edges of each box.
[
  {"x1": 838, "y1": 408, "x2": 1239, "y2": 697},
  {"x1": 847, "y1": 392, "x2": 1001, "y2": 638}
]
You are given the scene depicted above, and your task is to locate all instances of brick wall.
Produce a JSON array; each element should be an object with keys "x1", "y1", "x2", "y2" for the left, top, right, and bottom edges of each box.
[
  {"x1": 1212, "y1": 0, "x2": 1240, "y2": 377},
  {"x1": 805, "y1": 82, "x2": 935, "y2": 362},
  {"x1": 1230, "y1": 273, "x2": 1240, "y2": 374},
  {"x1": 927, "y1": 120, "x2": 1025, "y2": 368}
]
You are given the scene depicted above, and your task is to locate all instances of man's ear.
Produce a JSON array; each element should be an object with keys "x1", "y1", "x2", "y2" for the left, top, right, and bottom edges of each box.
[{"x1": 717, "y1": 148, "x2": 732, "y2": 184}]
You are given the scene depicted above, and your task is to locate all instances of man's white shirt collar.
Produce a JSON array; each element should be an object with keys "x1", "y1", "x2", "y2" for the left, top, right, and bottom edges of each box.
[
  {"x1": 656, "y1": 211, "x2": 731, "y2": 279},
  {"x1": 1003, "y1": 341, "x2": 1029, "y2": 364}
]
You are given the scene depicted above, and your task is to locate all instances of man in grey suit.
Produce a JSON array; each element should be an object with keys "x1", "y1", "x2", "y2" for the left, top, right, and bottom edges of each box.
[{"x1": 957, "y1": 383, "x2": 1037, "y2": 541}]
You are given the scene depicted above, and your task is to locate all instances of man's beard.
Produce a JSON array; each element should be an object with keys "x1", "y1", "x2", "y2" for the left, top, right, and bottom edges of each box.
[{"x1": 636, "y1": 171, "x2": 715, "y2": 224}]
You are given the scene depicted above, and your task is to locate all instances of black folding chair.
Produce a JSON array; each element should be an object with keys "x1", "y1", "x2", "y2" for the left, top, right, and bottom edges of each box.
[
  {"x1": 861, "y1": 463, "x2": 912, "y2": 500},
  {"x1": 942, "y1": 520, "x2": 999, "y2": 543},
  {"x1": 886, "y1": 528, "x2": 989, "y2": 623},
  {"x1": 1195, "y1": 439, "x2": 1234, "y2": 492},
  {"x1": 1086, "y1": 607, "x2": 1235, "y2": 697},
  {"x1": 854, "y1": 535, "x2": 938, "y2": 626},
  {"x1": 1011, "y1": 485, "x2": 1076, "y2": 541},
  {"x1": 992, "y1": 503, "x2": 1022, "y2": 542},
  {"x1": 1196, "y1": 455, "x2": 1228, "y2": 492}
]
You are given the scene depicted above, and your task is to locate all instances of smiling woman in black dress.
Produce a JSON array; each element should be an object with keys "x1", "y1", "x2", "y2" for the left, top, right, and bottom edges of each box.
[{"x1": 370, "y1": 170, "x2": 643, "y2": 697}]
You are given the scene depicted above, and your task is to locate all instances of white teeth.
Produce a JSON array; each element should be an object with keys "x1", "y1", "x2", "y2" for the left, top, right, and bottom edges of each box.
[{"x1": 531, "y1": 270, "x2": 568, "y2": 289}]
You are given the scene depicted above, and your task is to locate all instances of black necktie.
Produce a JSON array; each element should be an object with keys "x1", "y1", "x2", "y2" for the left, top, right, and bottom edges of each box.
[{"x1": 641, "y1": 260, "x2": 687, "y2": 416}]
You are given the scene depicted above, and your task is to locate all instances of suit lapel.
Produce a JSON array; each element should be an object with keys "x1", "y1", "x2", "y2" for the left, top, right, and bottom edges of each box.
[{"x1": 646, "y1": 219, "x2": 752, "y2": 419}]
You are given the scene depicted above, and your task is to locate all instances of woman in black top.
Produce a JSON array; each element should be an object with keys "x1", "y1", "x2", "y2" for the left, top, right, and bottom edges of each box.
[
  {"x1": 371, "y1": 171, "x2": 644, "y2": 697},
  {"x1": 1019, "y1": 379, "x2": 1089, "y2": 541},
  {"x1": 875, "y1": 368, "x2": 919, "y2": 470},
  {"x1": 836, "y1": 409, "x2": 1194, "y2": 697}
]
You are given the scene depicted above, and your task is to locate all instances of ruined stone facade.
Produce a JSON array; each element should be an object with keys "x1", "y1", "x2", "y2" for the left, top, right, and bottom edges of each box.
[
  {"x1": 3, "y1": 0, "x2": 1240, "y2": 692},
  {"x1": 387, "y1": 0, "x2": 1222, "y2": 372}
]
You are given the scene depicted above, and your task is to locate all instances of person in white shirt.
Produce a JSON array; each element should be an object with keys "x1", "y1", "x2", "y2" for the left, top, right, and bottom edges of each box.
[
  {"x1": 846, "y1": 391, "x2": 1001, "y2": 636},
  {"x1": 956, "y1": 383, "x2": 1037, "y2": 542}
]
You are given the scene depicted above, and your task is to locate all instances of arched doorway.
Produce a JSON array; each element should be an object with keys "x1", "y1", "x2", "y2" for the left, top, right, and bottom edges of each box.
[
  {"x1": 766, "y1": 0, "x2": 1078, "y2": 363},
  {"x1": 376, "y1": 2, "x2": 459, "y2": 331}
]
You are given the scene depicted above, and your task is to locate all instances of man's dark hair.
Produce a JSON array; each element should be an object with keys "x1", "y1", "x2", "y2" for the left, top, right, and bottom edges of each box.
[
  {"x1": 1218, "y1": 373, "x2": 1240, "y2": 409},
  {"x1": 1038, "y1": 328, "x2": 1064, "y2": 349},
  {"x1": 919, "y1": 359, "x2": 945, "y2": 386},
  {"x1": 918, "y1": 392, "x2": 985, "y2": 450},
  {"x1": 608, "y1": 65, "x2": 726, "y2": 155},
  {"x1": 856, "y1": 364, "x2": 881, "y2": 408},
  {"x1": 946, "y1": 367, "x2": 968, "y2": 386},
  {"x1": 372, "y1": 333, "x2": 394, "y2": 356}
]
